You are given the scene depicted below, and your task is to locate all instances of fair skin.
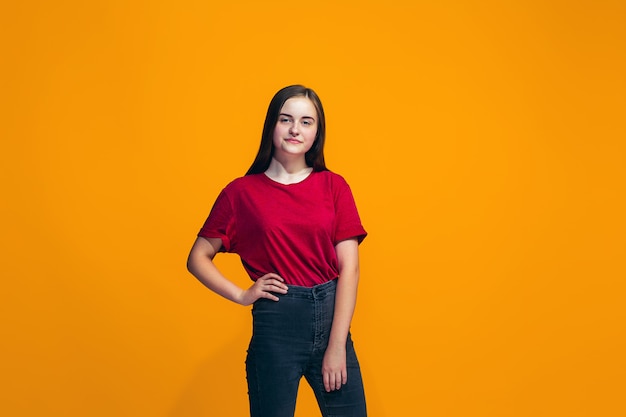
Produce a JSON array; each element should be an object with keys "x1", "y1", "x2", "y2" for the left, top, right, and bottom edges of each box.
[
  {"x1": 266, "y1": 96, "x2": 318, "y2": 183},
  {"x1": 187, "y1": 96, "x2": 361, "y2": 393}
]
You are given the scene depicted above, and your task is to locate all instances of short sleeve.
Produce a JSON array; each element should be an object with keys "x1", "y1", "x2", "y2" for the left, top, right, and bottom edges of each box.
[
  {"x1": 198, "y1": 189, "x2": 236, "y2": 252},
  {"x1": 333, "y1": 178, "x2": 367, "y2": 245}
]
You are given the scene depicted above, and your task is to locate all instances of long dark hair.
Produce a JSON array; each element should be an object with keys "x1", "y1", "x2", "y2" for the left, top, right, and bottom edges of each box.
[{"x1": 246, "y1": 85, "x2": 327, "y2": 175}]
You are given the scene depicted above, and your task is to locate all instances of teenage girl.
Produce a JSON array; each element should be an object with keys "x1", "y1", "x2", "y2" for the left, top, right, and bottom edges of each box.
[{"x1": 187, "y1": 85, "x2": 368, "y2": 417}]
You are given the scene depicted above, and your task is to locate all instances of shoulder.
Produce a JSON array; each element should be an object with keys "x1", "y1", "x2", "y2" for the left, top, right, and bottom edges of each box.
[
  {"x1": 213, "y1": 175, "x2": 266, "y2": 205},
  {"x1": 222, "y1": 174, "x2": 265, "y2": 194},
  {"x1": 314, "y1": 170, "x2": 353, "y2": 194},
  {"x1": 314, "y1": 170, "x2": 349, "y2": 186}
]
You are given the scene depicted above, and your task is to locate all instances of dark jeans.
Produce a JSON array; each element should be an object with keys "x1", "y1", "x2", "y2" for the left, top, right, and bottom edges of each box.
[{"x1": 246, "y1": 279, "x2": 367, "y2": 417}]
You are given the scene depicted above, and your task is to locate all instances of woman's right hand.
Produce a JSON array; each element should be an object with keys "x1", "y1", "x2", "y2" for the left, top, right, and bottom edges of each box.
[{"x1": 237, "y1": 273, "x2": 288, "y2": 305}]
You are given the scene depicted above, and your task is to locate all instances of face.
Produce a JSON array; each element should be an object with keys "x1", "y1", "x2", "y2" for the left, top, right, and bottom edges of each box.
[{"x1": 272, "y1": 96, "x2": 318, "y2": 161}]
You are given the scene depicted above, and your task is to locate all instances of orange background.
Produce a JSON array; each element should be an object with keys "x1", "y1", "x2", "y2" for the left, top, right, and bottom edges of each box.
[{"x1": 2, "y1": 1, "x2": 625, "y2": 416}]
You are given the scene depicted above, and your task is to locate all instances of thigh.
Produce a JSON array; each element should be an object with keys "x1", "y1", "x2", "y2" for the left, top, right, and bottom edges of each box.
[
  {"x1": 246, "y1": 346, "x2": 302, "y2": 417},
  {"x1": 304, "y1": 335, "x2": 368, "y2": 417},
  {"x1": 246, "y1": 298, "x2": 314, "y2": 417}
]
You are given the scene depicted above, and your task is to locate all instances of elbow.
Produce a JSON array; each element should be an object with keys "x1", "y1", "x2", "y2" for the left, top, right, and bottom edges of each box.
[
  {"x1": 186, "y1": 252, "x2": 198, "y2": 275},
  {"x1": 186, "y1": 237, "x2": 219, "y2": 276},
  {"x1": 186, "y1": 256, "x2": 194, "y2": 275},
  {"x1": 339, "y1": 264, "x2": 360, "y2": 281}
]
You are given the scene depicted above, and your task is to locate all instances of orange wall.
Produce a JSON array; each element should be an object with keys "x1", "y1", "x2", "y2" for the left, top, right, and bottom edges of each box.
[{"x1": 2, "y1": 1, "x2": 625, "y2": 416}]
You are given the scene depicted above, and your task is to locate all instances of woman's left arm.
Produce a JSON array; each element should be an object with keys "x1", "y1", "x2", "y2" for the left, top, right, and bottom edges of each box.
[{"x1": 322, "y1": 237, "x2": 360, "y2": 392}]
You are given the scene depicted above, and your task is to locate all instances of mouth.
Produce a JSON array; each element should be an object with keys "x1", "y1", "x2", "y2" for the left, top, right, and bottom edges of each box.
[{"x1": 284, "y1": 138, "x2": 302, "y2": 144}]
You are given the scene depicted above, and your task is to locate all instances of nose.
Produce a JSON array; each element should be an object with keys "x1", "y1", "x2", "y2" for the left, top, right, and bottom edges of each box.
[{"x1": 289, "y1": 123, "x2": 299, "y2": 135}]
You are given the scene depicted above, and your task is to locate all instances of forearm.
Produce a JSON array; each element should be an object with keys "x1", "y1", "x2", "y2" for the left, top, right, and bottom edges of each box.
[
  {"x1": 187, "y1": 237, "x2": 288, "y2": 306},
  {"x1": 187, "y1": 252, "x2": 245, "y2": 304},
  {"x1": 186, "y1": 237, "x2": 246, "y2": 304},
  {"x1": 328, "y1": 238, "x2": 360, "y2": 349},
  {"x1": 328, "y1": 267, "x2": 359, "y2": 348}
]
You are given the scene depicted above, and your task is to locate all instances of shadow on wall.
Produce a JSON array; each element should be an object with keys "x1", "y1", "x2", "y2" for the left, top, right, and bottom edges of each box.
[{"x1": 169, "y1": 333, "x2": 251, "y2": 417}]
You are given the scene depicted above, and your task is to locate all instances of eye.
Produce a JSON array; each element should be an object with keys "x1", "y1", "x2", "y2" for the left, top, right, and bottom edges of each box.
[
  {"x1": 279, "y1": 117, "x2": 292, "y2": 124},
  {"x1": 302, "y1": 119, "x2": 314, "y2": 126}
]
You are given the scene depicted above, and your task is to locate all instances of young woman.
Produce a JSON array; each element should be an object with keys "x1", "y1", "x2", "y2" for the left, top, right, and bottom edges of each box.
[{"x1": 187, "y1": 85, "x2": 368, "y2": 417}]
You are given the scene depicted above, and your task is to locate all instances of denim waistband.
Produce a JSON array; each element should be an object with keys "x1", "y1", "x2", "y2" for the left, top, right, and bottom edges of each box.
[{"x1": 281, "y1": 278, "x2": 337, "y2": 300}]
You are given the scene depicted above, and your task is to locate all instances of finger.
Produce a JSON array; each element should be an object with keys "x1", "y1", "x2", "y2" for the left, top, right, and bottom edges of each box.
[
  {"x1": 262, "y1": 291, "x2": 280, "y2": 302},
  {"x1": 335, "y1": 372, "x2": 342, "y2": 390},
  {"x1": 323, "y1": 372, "x2": 331, "y2": 392},
  {"x1": 272, "y1": 279, "x2": 288, "y2": 291},
  {"x1": 260, "y1": 280, "x2": 287, "y2": 294},
  {"x1": 259, "y1": 275, "x2": 288, "y2": 290},
  {"x1": 342, "y1": 369, "x2": 347, "y2": 385},
  {"x1": 265, "y1": 278, "x2": 288, "y2": 292},
  {"x1": 262, "y1": 272, "x2": 284, "y2": 282}
]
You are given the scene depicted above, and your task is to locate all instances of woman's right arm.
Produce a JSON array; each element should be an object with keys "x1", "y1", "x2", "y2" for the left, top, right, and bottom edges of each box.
[{"x1": 186, "y1": 237, "x2": 288, "y2": 306}]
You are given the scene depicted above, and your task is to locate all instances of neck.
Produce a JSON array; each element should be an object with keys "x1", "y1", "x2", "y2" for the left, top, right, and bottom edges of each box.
[{"x1": 265, "y1": 158, "x2": 313, "y2": 184}]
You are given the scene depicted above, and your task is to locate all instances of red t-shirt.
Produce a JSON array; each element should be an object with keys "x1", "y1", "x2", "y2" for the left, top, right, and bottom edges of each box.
[{"x1": 198, "y1": 171, "x2": 367, "y2": 287}]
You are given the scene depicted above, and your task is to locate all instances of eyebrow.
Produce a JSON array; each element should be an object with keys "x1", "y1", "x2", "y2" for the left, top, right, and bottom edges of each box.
[{"x1": 279, "y1": 113, "x2": 316, "y2": 121}]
